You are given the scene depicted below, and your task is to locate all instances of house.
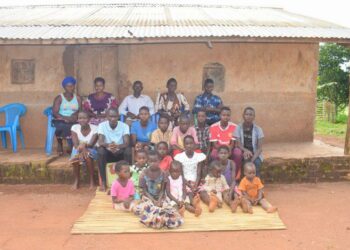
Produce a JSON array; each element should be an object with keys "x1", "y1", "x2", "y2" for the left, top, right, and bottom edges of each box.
[{"x1": 0, "y1": 1, "x2": 350, "y2": 148}]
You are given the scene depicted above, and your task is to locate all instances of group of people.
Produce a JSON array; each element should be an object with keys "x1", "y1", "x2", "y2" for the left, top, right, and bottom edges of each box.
[{"x1": 52, "y1": 76, "x2": 276, "y2": 229}]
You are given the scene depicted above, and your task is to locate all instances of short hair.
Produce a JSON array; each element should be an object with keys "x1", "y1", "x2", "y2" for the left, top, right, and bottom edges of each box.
[
  {"x1": 244, "y1": 162, "x2": 256, "y2": 172},
  {"x1": 139, "y1": 106, "x2": 150, "y2": 113},
  {"x1": 204, "y1": 78, "x2": 214, "y2": 86},
  {"x1": 147, "y1": 150, "x2": 159, "y2": 159},
  {"x1": 183, "y1": 135, "x2": 194, "y2": 143},
  {"x1": 107, "y1": 107, "x2": 119, "y2": 115},
  {"x1": 156, "y1": 141, "x2": 169, "y2": 148},
  {"x1": 94, "y1": 77, "x2": 105, "y2": 85},
  {"x1": 218, "y1": 145, "x2": 230, "y2": 153},
  {"x1": 220, "y1": 106, "x2": 231, "y2": 113},
  {"x1": 158, "y1": 115, "x2": 170, "y2": 123},
  {"x1": 170, "y1": 160, "x2": 183, "y2": 170},
  {"x1": 197, "y1": 108, "x2": 207, "y2": 115},
  {"x1": 166, "y1": 78, "x2": 177, "y2": 87},
  {"x1": 133, "y1": 80, "x2": 143, "y2": 87},
  {"x1": 208, "y1": 160, "x2": 221, "y2": 171},
  {"x1": 244, "y1": 106, "x2": 255, "y2": 114},
  {"x1": 135, "y1": 149, "x2": 148, "y2": 156},
  {"x1": 179, "y1": 113, "x2": 191, "y2": 122},
  {"x1": 78, "y1": 110, "x2": 90, "y2": 118},
  {"x1": 114, "y1": 160, "x2": 129, "y2": 172}
]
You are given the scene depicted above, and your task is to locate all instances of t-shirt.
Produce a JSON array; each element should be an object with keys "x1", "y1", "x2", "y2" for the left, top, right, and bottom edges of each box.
[
  {"x1": 71, "y1": 124, "x2": 98, "y2": 144},
  {"x1": 204, "y1": 175, "x2": 230, "y2": 193},
  {"x1": 174, "y1": 152, "x2": 206, "y2": 182},
  {"x1": 150, "y1": 128, "x2": 172, "y2": 146},
  {"x1": 130, "y1": 120, "x2": 157, "y2": 143},
  {"x1": 110, "y1": 179, "x2": 135, "y2": 201},
  {"x1": 238, "y1": 176, "x2": 264, "y2": 199},
  {"x1": 97, "y1": 120, "x2": 129, "y2": 144},
  {"x1": 170, "y1": 126, "x2": 199, "y2": 150},
  {"x1": 159, "y1": 155, "x2": 173, "y2": 171},
  {"x1": 209, "y1": 121, "x2": 237, "y2": 145}
]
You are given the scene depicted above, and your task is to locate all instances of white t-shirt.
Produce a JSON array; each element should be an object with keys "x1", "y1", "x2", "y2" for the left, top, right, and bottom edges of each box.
[
  {"x1": 71, "y1": 124, "x2": 98, "y2": 144},
  {"x1": 174, "y1": 152, "x2": 206, "y2": 182}
]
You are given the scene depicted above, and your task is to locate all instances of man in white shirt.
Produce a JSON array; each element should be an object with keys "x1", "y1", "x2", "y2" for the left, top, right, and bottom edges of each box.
[{"x1": 118, "y1": 81, "x2": 155, "y2": 124}]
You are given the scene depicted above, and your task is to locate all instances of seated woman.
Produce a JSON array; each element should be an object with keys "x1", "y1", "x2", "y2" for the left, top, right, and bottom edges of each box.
[
  {"x1": 234, "y1": 107, "x2": 264, "y2": 178},
  {"x1": 155, "y1": 78, "x2": 190, "y2": 127},
  {"x1": 52, "y1": 76, "x2": 81, "y2": 155},
  {"x1": 83, "y1": 77, "x2": 118, "y2": 125},
  {"x1": 131, "y1": 106, "x2": 157, "y2": 151}
]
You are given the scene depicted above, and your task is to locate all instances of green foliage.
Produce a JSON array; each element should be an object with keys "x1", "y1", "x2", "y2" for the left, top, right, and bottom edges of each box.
[
  {"x1": 315, "y1": 120, "x2": 346, "y2": 137},
  {"x1": 318, "y1": 43, "x2": 350, "y2": 111}
]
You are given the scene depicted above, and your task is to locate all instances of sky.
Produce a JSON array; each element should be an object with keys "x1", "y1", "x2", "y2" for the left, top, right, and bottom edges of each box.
[{"x1": 0, "y1": 0, "x2": 349, "y2": 28}]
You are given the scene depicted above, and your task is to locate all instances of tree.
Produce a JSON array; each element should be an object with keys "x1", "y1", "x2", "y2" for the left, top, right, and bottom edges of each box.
[{"x1": 318, "y1": 43, "x2": 350, "y2": 114}]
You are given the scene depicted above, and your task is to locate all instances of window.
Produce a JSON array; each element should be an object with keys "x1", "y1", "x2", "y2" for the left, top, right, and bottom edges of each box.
[
  {"x1": 11, "y1": 59, "x2": 35, "y2": 84},
  {"x1": 202, "y1": 62, "x2": 225, "y2": 92}
]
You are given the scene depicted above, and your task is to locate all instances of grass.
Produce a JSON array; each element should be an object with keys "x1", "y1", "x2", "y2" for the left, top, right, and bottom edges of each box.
[{"x1": 315, "y1": 108, "x2": 348, "y2": 137}]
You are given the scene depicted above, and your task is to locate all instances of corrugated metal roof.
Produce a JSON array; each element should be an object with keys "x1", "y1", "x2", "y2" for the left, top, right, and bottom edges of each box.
[{"x1": 0, "y1": 3, "x2": 349, "y2": 42}]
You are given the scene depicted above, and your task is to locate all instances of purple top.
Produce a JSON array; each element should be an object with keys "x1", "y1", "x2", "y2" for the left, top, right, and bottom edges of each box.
[{"x1": 223, "y1": 160, "x2": 233, "y2": 186}]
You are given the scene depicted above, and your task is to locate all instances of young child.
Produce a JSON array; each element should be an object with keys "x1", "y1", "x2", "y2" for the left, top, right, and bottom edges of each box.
[
  {"x1": 239, "y1": 162, "x2": 277, "y2": 214},
  {"x1": 171, "y1": 113, "x2": 199, "y2": 156},
  {"x1": 174, "y1": 135, "x2": 205, "y2": 212},
  {"x1": 150, "y1": 115, "x2": 172, "y2": 147},
  {"x1": 70, "y1": 111, "x2": 98, "y2": 190},
  {"x1": 200, "y1": 161, "x2": 231, "y2": 212},
  {"x1": 136, "y1": 151, "x2": 183, "y2": 229},
  {"x1": 210, "y1": 106, "x2": 242, "y2": 179},
  {"x1": 157, "y1": 141, "x2": 173, "y2": 172},
  {"x1": 130, "y1": 149, "x2": 149, "y2": 200},
  {"x1": 166, "y1": 161, "x2": 201, "y2": 216},
  {"x1": 195, "y1": 109, "x2": 210, "y2": 156},
  {"x1": 111, "y1": 161, "x2": 136, "y2": 211}
]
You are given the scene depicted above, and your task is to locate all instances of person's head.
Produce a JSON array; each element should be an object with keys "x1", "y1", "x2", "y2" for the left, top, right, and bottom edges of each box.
[
  {"x1": 243, "y1": 107, "x2": 255, "y2": 124},
  {"x1": 61, "y1": 76, "x2": 76, "y2": 94},
  {"x1": 132, "y1": 81, "x2": 143, "y2": 96},
  {"x1": 139, "y1": 106, "x2": 150, "y2": 123},
  {"x1": 209, "y1": 160, "x2": 222, "y2": 178},
  {"x1": 106, "y1": 108, "x2": 119, "y2": 127},
  {"x1": 156, "y1": 141, "x2": 169, "y2": 158},
  {"x1": 220, "y1": 106, "x2": 231, "y2": 123},
  {"x1": 158, "y1": 115, "x2": 170, "y2": 132},
  {"x1": 147, "y1": 150, "x2": 160, "y2": 170},
  {"x1": 135, "y1": 149, "x2": 148, "y2": 167},
  {"x1": 166, "y1": 78, "x2": 177, "y2": 93},
  {"x1": 94, "y1": 77, "x2": 105, "y2": 94},
  {"x1": 114, "y1": 160, "x2": 130, "y2": 180},
  {"x1": 178, "y1": 113, "x2": 191, "y2": 133},
  {"x1": 169, "y1": 160, "x2": 183, "y2": 180},
  {"x1": 244, "y1": 162, "x2": 256, "y2": 181},
  {"x1": 218, "y1": 145, "x2": 230, "y2": 162},
  {"x1": 203, "y1": 78, "x2": 214, "y2": 94},
  {"x1": 196, "y1": 109, "x2": 207, "y2": 124},
  {"x1": 184, "y1": 135, "x2": 195, "y2": 153},
  {"x1": 77, "y1": 111, "x2": 90, "y2": 126}
]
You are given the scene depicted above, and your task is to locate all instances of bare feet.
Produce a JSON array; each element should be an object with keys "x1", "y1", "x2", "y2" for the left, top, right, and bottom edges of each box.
[
  {"x1": 71, "y1": 180, "x2": 79, "y2": 190},
  {"x1": 57, "y1": 142, "x2": 64, "y2": 156},
  {"x1": 209, "y1": 193, "x2": 219, "y2": 212},
  {"x1": 230, "y1": 198, "x2": 240, "y2": 213},
  {"x1": 267, "y1": 206, "x2": 278, "y2": 213},
  {"x1": 99, "y1": 184, "x2": 107, "y2": 192},
  {"x1": 178, "y1": 205, "x2": 186, "y2": 217}
]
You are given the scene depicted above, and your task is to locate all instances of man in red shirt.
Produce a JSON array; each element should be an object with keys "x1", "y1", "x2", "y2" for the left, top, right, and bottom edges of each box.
[{"x1": 209, "y1": 106, "x2": 243, "y2": 179}]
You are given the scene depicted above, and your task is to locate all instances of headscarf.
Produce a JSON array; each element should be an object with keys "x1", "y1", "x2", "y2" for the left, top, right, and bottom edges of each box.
[{"x1": 61, "y1": 76, "x2": 77, "y2": 88}]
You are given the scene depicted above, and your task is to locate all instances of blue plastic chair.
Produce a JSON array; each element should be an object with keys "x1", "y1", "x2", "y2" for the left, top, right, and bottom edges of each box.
[
  {"x1": 0, "y1": 103, "x2": 27, "y2": 152},
  {"x1": 43, "y1": 107, "x2": 56, "y2": 156}
]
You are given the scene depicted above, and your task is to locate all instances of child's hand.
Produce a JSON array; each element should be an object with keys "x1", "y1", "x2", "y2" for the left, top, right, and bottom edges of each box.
[
  {"x1": 155, "y1": 200, "x2": 162, "y2": 207},
  {"x1": 135, "y1": 142, "x2": 143, "y2": 151},
  {"x1": 243, "y1": 150, "x2": 253, "y2": 160},
  {"x1": 124, "y1": 201, "x2": 131, "y2": 209},
  {"x1": 211, "y1": 190, "x2": 217, "y2": 194}
]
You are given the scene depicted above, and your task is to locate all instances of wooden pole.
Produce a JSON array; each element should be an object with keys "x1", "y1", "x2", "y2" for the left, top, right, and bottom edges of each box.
[{"x1": 344, "y1": 73, "x2": 350, "y2": 155}]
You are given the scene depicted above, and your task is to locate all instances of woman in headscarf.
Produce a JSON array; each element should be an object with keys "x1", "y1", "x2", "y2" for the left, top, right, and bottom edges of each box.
[
  {"x1": 155, "y1": 78, "x2": 190, "y2": 127},
  {"x1": 52, "y1": 76, "x2": 82, "y2": 156},
  {"x1": 83, "y1": 77, "x2": 118, "y2": 125}
]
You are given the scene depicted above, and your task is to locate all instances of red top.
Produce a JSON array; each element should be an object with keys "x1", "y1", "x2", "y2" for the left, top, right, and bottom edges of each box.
[
  {"x1": 159, "y1": 155, "x2": 173, "y2": 171},
  {"x1": 209, "y1": 121, "x2": 237, "y2": 145}
]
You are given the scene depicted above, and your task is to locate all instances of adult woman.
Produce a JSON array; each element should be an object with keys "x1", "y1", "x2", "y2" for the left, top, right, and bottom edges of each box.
[
  {"x1": 83, "y1": 77, "x2": 118, "y2": 125},
  {"x1": 155, "y1": 78, "x2": 190, "y2": 127},
  {"x1": 52, "y1": 76, "x2": 82, "y2": 155}
]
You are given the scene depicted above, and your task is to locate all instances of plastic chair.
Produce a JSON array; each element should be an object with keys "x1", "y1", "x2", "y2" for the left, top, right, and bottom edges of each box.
[
  {"x1": 43, "y1": 107, "x2": 56, "y2": 156},
  {"x1": 0, "y1": 103, "x2": 27, "y2": 152}
]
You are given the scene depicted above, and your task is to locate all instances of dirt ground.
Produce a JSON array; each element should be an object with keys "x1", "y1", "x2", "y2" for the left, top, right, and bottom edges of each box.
[
  {"x1": 314, "y1": 134, "x2": 345, "y2": 149},
  {"x1": 0, "y1": 183, "x2": 350, "y2": 250}
]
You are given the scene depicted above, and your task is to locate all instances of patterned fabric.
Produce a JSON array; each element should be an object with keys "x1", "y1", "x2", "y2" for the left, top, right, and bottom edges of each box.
[
  {"x1": 134, "y1": 196, "x2": 184, "y2": 229},
  {"x1": 203, "y1": 175, "x2": 230, "y2": 202},
  {"x1": 140, "y1": 172, "x2": 164, "y2": 200},
  {"x1": 150, "y1": 129, "x2": 172, "y2": 146},
  {"x1": 83, "y1": 92, "x2": 118, "y2": 125},
  {"x1": 193, "y1": 93, "x2": 223, "y2": 124},
  {"x1": 195, "y1": 125, "x2": 210, "y2": 152},
  {"x1": 155, "y1": 92, "x2": 190, "y2": 114}
]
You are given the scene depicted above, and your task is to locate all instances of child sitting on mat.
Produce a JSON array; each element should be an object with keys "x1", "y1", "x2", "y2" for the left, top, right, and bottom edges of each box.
[
  {"x1": 157, "y1": 141, "x2": 173, "y2": 172},
  {"x1": 239, "y1": 162, "x2": 277, "y2": 214},
  {"x1": 130, "y1": 149, "x2": 149, "y2": 200},
  {"x1": 200, "y1": 161, "x2": 231, "y2": 213},
  {"x1": 166, "y1": 161, "x2": 201, "y2": 216},
  {"x1": 111, "y1": 161, "x2": 136, "y2": 211},
  {"x1": 135, "y1": 151, "x2": 183, "y2": 229}
]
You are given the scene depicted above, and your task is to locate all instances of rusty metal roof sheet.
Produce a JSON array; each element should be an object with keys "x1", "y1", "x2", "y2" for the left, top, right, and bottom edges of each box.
[{"x1": 0, "y1": 3, "x2": 349, "y2": 42}]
